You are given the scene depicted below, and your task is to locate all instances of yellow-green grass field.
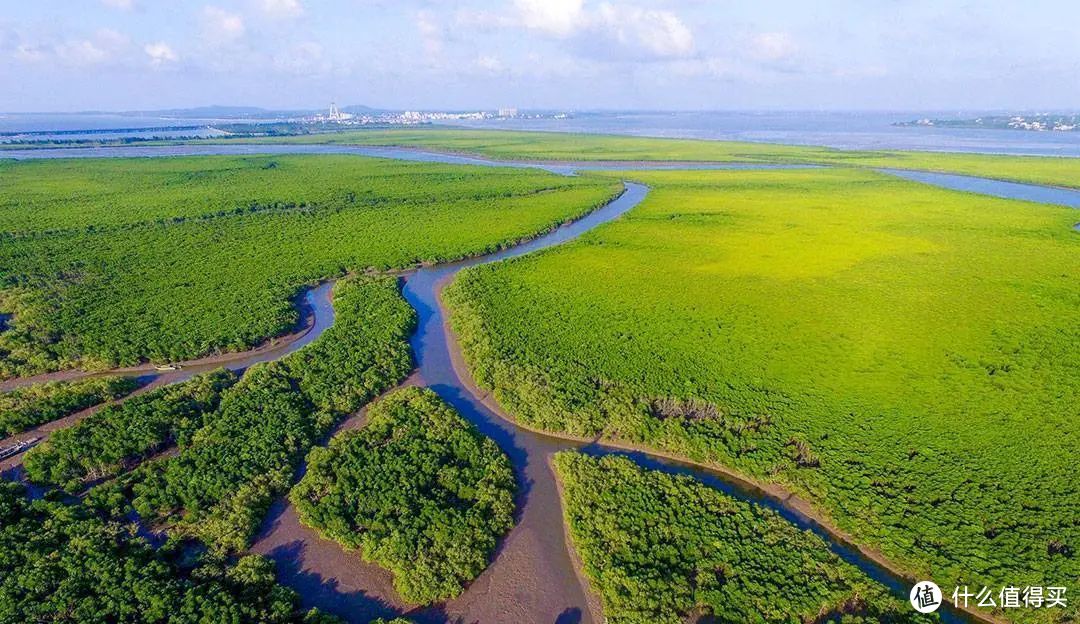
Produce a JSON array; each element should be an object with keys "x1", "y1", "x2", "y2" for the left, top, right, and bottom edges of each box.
[
  {"x1": 0, "y1": 155, "x2": 620, "y2": 379},
  {"x1": 237, "y1": 128, "x2": 1080, "y2": 189},
  {"x1": 446, "y1": 167, "x2": 1080, "y2": 623}
]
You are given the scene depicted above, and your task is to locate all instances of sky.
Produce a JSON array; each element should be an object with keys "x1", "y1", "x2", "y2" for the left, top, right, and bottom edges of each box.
[{"x1": 2, "y1": 0, "x2": 1079, "y2": 112}]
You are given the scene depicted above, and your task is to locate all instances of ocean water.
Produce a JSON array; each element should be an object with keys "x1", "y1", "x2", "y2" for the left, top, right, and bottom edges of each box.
[
  {"x1": 4, "y1": 110, "x2": 1080, "y2": 156},
  {"x1": 0, "y1": 113, "x2": 258, "y2": 142},
  {"x1": 440, "y1": 110, "x2": 1080, "y2": 157}
]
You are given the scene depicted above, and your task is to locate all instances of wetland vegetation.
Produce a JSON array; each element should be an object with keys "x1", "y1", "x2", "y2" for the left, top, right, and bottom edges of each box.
[
  {"x1": 448, "y1": 167, "x2": 1080, "y2": 623},
  {"x1": 23, "y1": 369, "x2": 237, "y2": 492},
  {"x1": 243, "y1": 128, "x2": 1080, "y2": 189},
  {"x1": 0, "y1": 155, "x2": 620, "y2": 379},
  {"x1": 291, "y1": 387, "x2": 516, "y2": 605},
  {"x1": 0, "y1": 376, "x2": 139, "y2": 436},
  {"x1": 90, "y1": 276, "x2": 415, "y2": 552},
  {"x1": 0, "y1": 482, "x2": 339, "y2": 624},
  {"x1": 553, "y1": 452, "x2": 930, "y2": 624},
  {"x1": 2, "y1": 129, "x2": 1077, "y2": 623}
]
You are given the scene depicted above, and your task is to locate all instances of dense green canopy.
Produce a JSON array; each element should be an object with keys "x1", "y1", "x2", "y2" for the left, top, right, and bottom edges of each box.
[
  {"x1": 448, "y1": 168, "x2": 1080, "y2": 624},
  {"x1": 0, "y1": 155, "x2": 618, "y2": 379},
  {"x1": 0, "y1": 481, "x2": 339, "y2": 624},
  {"x1": 291, "y1": 387, "x2": 516, "y2": 605},
  {"x1": 554, "y1": 451, "x2": 930, "y2": 624},
  {"x1": 1, "y1": 376, "x2": 139, "y2": 436},
  {"x1": 91, "y1": 276, "x2": 416, "y2": 552},
  {"x1": 24, "y1": 369, "x2": 237, "y2": 492}
]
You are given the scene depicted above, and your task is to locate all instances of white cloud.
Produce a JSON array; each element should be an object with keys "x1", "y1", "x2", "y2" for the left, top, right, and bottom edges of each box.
[
  {"x1": 16, "y1": 29, "x2": 130, "y2": 67},
  {"x1": 256, "y1": 0, "x2": 304, "y2": 19},
  {"x1": 515, "y1": 0, "x2": 585, "y2": 37},
  {"x1": 101, "y1": 0, "x2": 135, "y2": 10},
  {"x1": 201, "y1": 6, "x2": 246, "y2": 44},
  {"x1": 144, "y1": 41, "x2": 178, "y2": 66},
  {"x1": 594, "y1": 3, "x2": 693, "y2": 58},
  {"x1": 511, "y1": 0, "x2": 693, "y2": 60}
]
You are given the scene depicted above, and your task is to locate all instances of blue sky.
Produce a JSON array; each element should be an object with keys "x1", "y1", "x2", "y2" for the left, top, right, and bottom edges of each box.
[{"x1": 2, "y1": 0, "x2": 1078, "y2": 112}]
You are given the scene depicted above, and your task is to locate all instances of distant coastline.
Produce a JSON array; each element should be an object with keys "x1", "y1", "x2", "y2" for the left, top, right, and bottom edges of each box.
[
  {"x1": 6, "y1": 110, "x2": 1080, "y2": 156},
  {"x1": 896, "y1": 113, "x2": 1080, "y2": 132}
]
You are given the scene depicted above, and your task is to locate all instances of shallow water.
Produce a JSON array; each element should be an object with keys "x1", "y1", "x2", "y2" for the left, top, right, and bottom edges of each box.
[
  {"x1": 393, "y1": 183, "x2": 647, "y2": 624},
  {"x1": 880, "y1": 168, "x2": 1080, "y2": 209},
  {"x1": 444, "y1": 110, "x2": 1080, "y2": 157},
  {"x1": 0, "y1": 143, "x2": 814, "y2": 177},
  {"x1": 7, "y1": 143, "x2": 1080, "y2": 215},
  {"x1": 8, "y1": 110, "x2": 1080, "y2": 156}
]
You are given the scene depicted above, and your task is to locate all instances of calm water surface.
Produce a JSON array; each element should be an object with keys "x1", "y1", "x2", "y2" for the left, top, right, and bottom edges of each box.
[
  {"x1": 8, "y1": 110, "x2": 1080, "y2": 156},
  {"x1": 445, "y1": 110, "x2": 1080, "y2": 156}
]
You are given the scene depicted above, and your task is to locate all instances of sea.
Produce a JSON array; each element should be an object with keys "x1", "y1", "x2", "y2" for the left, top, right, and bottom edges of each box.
[
  {"x1": 4, "y1": 110, "x2": 1080, "y2": 157},
  {"x1": 445, "y1": 111, "x2": 1080, "y2": 157},
  {"x1": 0, "y1": 113, "x2": 269, "y2": 142}
]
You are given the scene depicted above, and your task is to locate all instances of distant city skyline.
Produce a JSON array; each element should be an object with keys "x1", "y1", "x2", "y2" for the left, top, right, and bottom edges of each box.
[{"x1": 3, "y1": 0, "x2": 1080, "y2": 112}]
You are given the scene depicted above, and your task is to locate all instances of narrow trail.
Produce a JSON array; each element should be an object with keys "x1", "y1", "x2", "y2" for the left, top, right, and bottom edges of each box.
[{"x1": 5, "y1": 147, "x2": 1075, "y2": 623}]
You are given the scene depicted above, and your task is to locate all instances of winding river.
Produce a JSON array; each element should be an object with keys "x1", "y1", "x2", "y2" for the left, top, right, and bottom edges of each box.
[{"x1": 5, "y1": 144, "x2": 1079, "y2": 623}]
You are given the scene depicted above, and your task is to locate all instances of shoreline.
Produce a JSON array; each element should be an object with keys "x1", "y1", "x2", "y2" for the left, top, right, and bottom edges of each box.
[
  {"x1": 548, "y1": 456, "x2": 607, "y2": 624},
  {"x1": 0, "y1": 146, "x2": 1060, "y2": 622},
  {"x1": 8, "y1": 139, "x2": 1080, "y2": 199}
]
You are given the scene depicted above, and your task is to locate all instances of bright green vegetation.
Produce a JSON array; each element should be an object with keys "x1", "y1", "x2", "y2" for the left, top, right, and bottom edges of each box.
[
  {"x1": 448, "y1": 168, "x2": 1080, "y2": 623},
  {"x1": 0, "y1": 481, "x2": 340, "y2": 624},
  {"x1": 246, "y1": 128, "x2": 1080, "y2": 189},
  {"x1": 23, "y1": 369, "x2": 237, "y2": 492},
  {"x1": 814, "y1": 149, "x2": 1080, "y2": 190},
  {"x1": 0, "y1": 376, "x2": 139, "y2": 436},
  {"x1": 0, "y1": 154, "x2": 620, "y2": 379},
  {"x1": 236, "y1": 128, "x2": 838, "y2": 163},
  {"x1": 90, "y1": 276, "x2": 415, "y2": 552},
  {"x1": 291, "y1": 387, "x2": 515, "y2": 605},
  {"x1": 553, "y1": 452, "x2": 929, "y2": 624}
]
